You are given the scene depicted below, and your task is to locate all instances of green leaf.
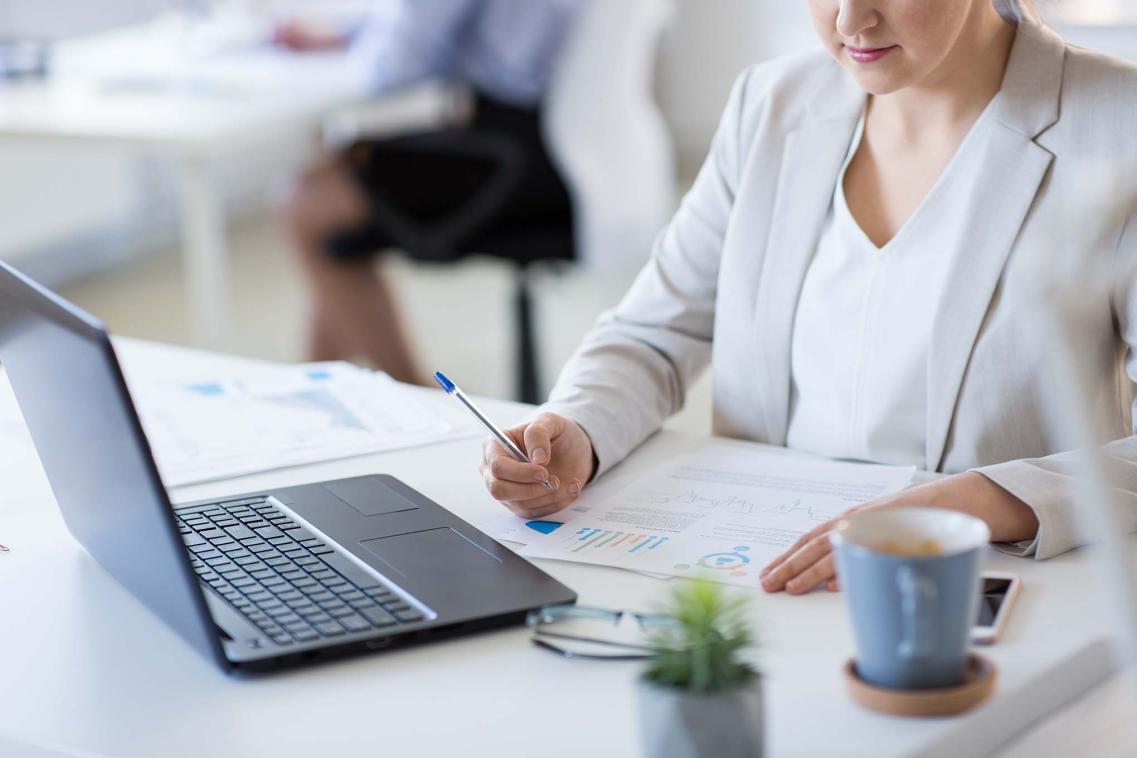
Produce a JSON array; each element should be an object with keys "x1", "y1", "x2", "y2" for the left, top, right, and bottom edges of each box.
[{"x1": 641, "y1": 578, "x2": 758, "y2": 694}]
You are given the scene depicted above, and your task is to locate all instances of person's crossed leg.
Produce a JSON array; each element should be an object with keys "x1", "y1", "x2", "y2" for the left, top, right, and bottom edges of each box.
[{"x1": 278, "y1": 157, "x2": 424, "y2": 385}]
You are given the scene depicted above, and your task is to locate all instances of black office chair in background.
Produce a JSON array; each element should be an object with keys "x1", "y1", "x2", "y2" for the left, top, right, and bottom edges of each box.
[
  {"x1": 322, "y1": 0, "x2": 676, "y2": 404},
  {"x1": 327, "y1": 95, "x2": 575, "y2": 405}
]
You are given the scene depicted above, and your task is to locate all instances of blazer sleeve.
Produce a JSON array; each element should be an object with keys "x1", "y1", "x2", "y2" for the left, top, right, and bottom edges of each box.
[
  {"x1": 974, "y1": 214, "x2": 1137, "y2": 560},
  {"x1": 540, "y1": 69, "x2": 755, "y2": 478}
]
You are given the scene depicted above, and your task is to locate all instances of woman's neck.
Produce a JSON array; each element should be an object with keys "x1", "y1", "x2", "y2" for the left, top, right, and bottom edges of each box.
[{"x1": 870, "y1": 9, "x2": 1017, "y2": 139}]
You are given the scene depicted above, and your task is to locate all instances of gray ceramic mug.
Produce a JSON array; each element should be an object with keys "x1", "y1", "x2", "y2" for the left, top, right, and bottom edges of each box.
[{"x1": 830, "y1": 507, "x2": 990, "y2": 690}]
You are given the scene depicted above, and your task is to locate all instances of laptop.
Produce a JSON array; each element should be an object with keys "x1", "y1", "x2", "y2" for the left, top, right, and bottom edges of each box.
[{"x1": 0, "y1": 261, "x2": 576, "y2": 672}]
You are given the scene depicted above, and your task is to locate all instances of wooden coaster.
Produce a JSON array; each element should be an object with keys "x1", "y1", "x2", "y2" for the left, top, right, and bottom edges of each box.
[{"x1": 844, "y1": 654, "x2": 996, "y2": 717}]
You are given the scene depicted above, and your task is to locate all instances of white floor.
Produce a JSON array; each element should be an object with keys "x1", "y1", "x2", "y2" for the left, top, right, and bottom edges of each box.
[{"x1": 56, "y1": 211, "x2": 714, "y2": 434}]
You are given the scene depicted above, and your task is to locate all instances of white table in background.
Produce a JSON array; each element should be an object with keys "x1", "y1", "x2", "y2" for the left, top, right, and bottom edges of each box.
[
  {"x1": 0, "y1": 15, "x2": 374, "y2": 348},
  {"x1": 0, "y1": 339, "x2": 1131, "y2": 758}
]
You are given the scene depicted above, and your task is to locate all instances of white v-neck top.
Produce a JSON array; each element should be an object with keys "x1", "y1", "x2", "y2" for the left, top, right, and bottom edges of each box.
[{"x1": 785, "y1": 99, "x2": 999, "y2": 466}]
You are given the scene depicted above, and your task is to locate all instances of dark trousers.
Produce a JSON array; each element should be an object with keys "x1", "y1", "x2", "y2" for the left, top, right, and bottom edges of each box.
[{"x1": 326, "y1": 93, "x2": 575, "y2": 266}]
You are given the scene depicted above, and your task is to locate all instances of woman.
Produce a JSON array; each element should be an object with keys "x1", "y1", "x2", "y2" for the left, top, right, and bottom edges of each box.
[{"x1": 479, "y1": 0, "x2": 1137, "y2": 594}]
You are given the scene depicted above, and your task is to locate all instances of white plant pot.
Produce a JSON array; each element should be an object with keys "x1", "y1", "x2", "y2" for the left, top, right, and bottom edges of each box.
[{"x1": 636, "y1": 676, "x2": 764, "y2": 758}]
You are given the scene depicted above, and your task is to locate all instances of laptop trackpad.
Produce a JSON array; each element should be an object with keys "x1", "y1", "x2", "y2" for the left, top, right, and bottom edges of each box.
[
  {"x1": 360, "y1": 529, "x2": 504, "y2": 613},
  {"x1": 325, "y1": 479, "x2": 420, "y2": 517}
]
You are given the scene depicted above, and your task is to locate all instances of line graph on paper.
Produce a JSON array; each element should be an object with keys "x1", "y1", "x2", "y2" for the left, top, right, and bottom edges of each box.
[{"x1": 625, "y1": 490, "x2": 835, "y2": 523}]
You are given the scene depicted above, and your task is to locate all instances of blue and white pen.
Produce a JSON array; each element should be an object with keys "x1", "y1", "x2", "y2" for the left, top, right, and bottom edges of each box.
[{"x1": 434, "y1": 371, "x2": 554, "y2": 492}]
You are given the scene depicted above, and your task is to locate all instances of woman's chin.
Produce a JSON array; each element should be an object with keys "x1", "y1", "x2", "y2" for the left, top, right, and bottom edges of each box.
[{"x1": 843, "y1": 68, "x2": 916, "y2": 97}]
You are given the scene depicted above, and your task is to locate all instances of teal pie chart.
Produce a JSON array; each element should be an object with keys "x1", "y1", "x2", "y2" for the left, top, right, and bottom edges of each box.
[{"x1": 675, "y1": 546, "x2": 751, "y2": 576}]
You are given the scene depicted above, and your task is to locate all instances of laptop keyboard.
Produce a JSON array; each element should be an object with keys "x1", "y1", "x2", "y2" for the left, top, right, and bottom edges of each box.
[{"x1": 175, "y1": 497, "x2": 428, "y2": 647}]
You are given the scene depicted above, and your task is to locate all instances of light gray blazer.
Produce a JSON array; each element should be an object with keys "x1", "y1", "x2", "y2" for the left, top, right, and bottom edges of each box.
[{"x1": 544, "y1": 20, "x2": 1137, "y2": 560}]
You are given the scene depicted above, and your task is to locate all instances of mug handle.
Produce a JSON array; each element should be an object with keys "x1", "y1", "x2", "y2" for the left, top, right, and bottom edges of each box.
[{"x1": 897, "y1": 565, "x2": 938, "y2": 661}]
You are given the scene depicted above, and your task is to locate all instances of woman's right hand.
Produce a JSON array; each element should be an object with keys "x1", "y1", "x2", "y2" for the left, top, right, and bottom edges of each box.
[{"x1": 480, "y1": 413, "x2": 596, "y2": 519}]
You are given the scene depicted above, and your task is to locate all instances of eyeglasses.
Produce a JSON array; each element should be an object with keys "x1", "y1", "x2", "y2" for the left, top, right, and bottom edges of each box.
[{"x1": 525, "y1": 605, "x2": 679, "y2": 661}]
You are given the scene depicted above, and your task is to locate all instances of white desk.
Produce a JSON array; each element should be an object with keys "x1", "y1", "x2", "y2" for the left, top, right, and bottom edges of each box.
[
  {"x1": 0, "y1": 15, "x2": 376, "y2": 348},
  {"x1": 0, "y1": 340, "x2": 1129, "y2": 757}
]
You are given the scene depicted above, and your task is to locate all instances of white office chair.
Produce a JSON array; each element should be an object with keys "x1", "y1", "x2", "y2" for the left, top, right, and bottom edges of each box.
[{"x1": 544, "y1": 0, "x2": 678, "y2": 272}]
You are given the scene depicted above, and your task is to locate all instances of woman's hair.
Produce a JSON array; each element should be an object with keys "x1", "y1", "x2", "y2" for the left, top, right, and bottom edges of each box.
[{"x1": 993, "y1": 0, "x2": 1034, "y2": 24}]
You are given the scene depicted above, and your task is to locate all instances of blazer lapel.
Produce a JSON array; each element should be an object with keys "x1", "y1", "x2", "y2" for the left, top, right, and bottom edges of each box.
[
  {"x1": 924, "y1": 20, "x2": 1066, "y2": 471},
  {"x1": 754, "y1": 94, "x2": 862, "y2": 445}
]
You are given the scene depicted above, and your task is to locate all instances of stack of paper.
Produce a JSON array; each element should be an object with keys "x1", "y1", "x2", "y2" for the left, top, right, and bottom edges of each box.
[
  {"x1": 130, "y1": 360, "x2": 471, "y2": 487},
  {"x1": 482, "y1": 441, "x2": 916, "y2": 589}
]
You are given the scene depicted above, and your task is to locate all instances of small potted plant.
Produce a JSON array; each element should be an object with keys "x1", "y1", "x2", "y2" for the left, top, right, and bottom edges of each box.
[{"x1": 637, "y1": 580, "x2": 763, "y2": 758}]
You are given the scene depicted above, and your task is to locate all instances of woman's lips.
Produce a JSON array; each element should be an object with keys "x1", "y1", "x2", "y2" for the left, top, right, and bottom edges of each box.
[{"x1": 845, "y1": 45, "x2": 898, "y2": 64}]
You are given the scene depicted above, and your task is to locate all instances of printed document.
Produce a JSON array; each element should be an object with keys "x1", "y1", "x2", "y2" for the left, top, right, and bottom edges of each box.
[
  {"x1": 520, "y1": 443, "x2": 915, "y2": 588},
  {"x1": 131, "y1": 361, "x2": 471, "y2": 486}
]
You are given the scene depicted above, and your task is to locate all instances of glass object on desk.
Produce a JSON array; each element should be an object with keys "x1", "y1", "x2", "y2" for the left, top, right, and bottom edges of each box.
[{"x1": 527, "y1": 605, "x2": 678, "y2": 661}]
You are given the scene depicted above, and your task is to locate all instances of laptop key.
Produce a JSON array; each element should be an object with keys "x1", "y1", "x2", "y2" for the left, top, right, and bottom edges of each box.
[
  {"x1": 314, "y1": 621, "x2": 345, "y2": 637},
  {"x1": 225, "y1": 525, "x2": 256, "y2": 541},
  {"x1": 294, "y1": 629, "x2": 319, "y2": 642},
  {"x1": 358, "y1": 606, "x2": 397, "y2": 627},
  {"x1": 394, "y1": 610, "x2": 424, "y2": 623},
  {"x1": 182, "y1": 533, "x2": 206, "y2": 547},
  {"x1": 255, "y1": 525, "x2": 284, "y2": 540},
  {"x1": 340, "y1": 615, "x2": 372, "y2": 633}
]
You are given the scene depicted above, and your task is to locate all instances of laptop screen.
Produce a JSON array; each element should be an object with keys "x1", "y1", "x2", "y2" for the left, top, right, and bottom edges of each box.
[{"x1": 0, "y1": 262, "x2": 225, "y2": 667}]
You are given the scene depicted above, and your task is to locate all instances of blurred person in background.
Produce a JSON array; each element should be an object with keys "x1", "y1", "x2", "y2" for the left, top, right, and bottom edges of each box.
[{"x1": 277, "y1": 0, "x2": 582, "y2": 384}]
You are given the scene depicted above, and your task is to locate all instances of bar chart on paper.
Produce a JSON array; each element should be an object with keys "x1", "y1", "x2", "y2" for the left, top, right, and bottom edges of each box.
[{"x1": 565, "y1": 528, "x2": 671, "y2": 555}]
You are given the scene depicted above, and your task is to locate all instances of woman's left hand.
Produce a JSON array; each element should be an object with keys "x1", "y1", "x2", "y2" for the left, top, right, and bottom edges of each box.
[
  {"x1": 759, "y1": 471, "x2": 1040, "y2": 595},
  {"x1": 758, "y1": 500, "x2": 887, "y2": 595}
]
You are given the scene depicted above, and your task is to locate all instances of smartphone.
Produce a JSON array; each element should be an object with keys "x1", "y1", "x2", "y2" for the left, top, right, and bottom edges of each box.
[{"x1": 972, "y1": 571, "x2": 1021, "y2": 644}]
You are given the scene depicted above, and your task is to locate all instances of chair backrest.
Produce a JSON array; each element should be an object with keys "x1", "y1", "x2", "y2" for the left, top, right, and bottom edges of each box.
[{"x1": 544, "y1": 0, "x2": 677, "y2": 272}]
